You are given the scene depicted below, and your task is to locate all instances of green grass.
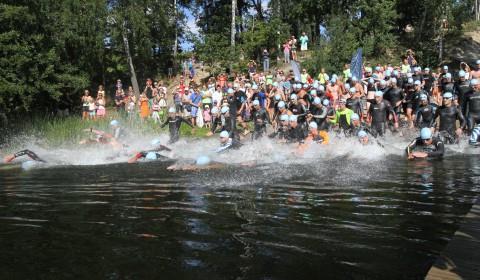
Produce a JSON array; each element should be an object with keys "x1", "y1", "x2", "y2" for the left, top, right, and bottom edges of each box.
[{"x1": 5, "y1": 109, "x2": 211, "y2": 149}]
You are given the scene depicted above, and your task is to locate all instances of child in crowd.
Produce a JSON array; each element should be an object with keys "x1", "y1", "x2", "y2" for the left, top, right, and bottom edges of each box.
[
  {"x1": 203, "y1": 105, "x2": 212, "y2": 128},
  {"x1": 151, "y1": 99, "x2": 161, "y2": 123}
]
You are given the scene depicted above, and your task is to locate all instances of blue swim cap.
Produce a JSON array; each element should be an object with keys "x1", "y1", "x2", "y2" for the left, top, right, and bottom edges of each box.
[
  {"x1": 368, "y1": 78, "x2": 374, "y2": 84},
  {"x1": 309, "y1": 122, "x2": 318, "y2": 129},
  {"x1": 275, "y1": 94, "x2": 281, "y2": 101},
  {"x1": 385, "y1": 70, "x2": 391, "y2": 77},
  {"x1": 459, "y1": 70, "x2": 466, "y2": 77},
  {"x1": 380, "y1": 80, "x2": 386, "y2": 86},
  {"x1": 358, "y1": 130, "x2": 367, "y2": 138},
  {"x1": 252, "y1": 100, "x2": 260, "y2": 106},
  {"x1": 331, "y1": 78, "x2": 337, "y2": 83},
  {"x1": 313, "y1": 81, "x2": 319, "y2": 88},
  {"x1": 196, "y1": 155, "x2": 211, "y2": 166},
  {"x1": 313, "y1": 97, "x2": 321, "y2": 105},
  {"x1": 393, "y1": 70, "x2": 399, "y2": 76},
  {"x1": 221, "y1": 106, "x2": 229, "y2": 114},
  {"x1": 280, "y1": 114, "x2": 289, "y2": 121},
  {"x1": 443, "y1": 65, "x2": 449, "y2": 70},
  {"x1": 289, "y1": 115, "x2": 298, "y2": 122},
  {"x1": 168, "y1": 107, "x2": 176, "y2": 113},
  {"x1": 322, "y1": 99, "x2": 330, "y2": 106},
  {"x1": 351, "y1": 113, "x2": 360, "y2": 121},
  {"x1": 375, "y1": 91, "x2": 384, "y2": 97},
  {"x1": 408, "y1": 78, "x2": 414, "y2": 84},
  {"x1": 425, "y1": 68, "x2": 430, "y2": 72},
  {"x1": 151, "y1": 138, "x2": 161, "y2": 146},
  {"x1": 227, "y1": 88, "x2": 234, "y2": 94},
  {"x1": 391, "y1": 78, "x2": 397, "y2": 85},
  {"x1": 278, "y1": 101, "x2": 286, "y2": 108},
  {"x1": 220, "y1": 131, "x2": 229, "y2": 138},
  {"x1": 110, "y1": 120, "x2": 119, "y2": 126},
  {"x1": 310, "y1": 89, "x2": 317, "y2": 95},
  {"x1": 332, "y1": 74, "x2": 338, "y2": 79},
  {"x1": 349, "y1": 87, "x2": 356, "y2": 94},
  {"x1": 318, "y1": 85, "x2": 325, "y2": 92},
  {"x1": 345, "y1": 83, "x2": 351, "y2": 90},
  {"x1": 375, "y1": 66, "x2": 381, "y2": 71},
  {"x1": 145, "y1": 152, "x2": 157, "y2": 160},
  {"x1": 252, "y1": 84, "x2": 259, "y2": 90},
  {"x1": 352, "y1": 77, "x2": 358, "y2": 82},
  {"x1": 420, "y1": 127, "x2": 432, "y2": 140},
  {"x1": 445, "y1": 73, "x2": 452, "y2": 79},
  {"x1": 290, "y1": 94, "x2": 297, "y2": 100},
  {"x1": 443, "y1": 92, "x2": 453, "y2": 99},
  {"x1": 420, "y1": 94, "x2": 428, "y2": 101},
  {"x1": 414, "y1": 80, "x2": 421, "y2": 86},
  {"x1": 211, "y1": 107, "x2": 219, "y2": 114},
  {"x1": 303, "y1": 83, "x2": 309, "y2": 89}
]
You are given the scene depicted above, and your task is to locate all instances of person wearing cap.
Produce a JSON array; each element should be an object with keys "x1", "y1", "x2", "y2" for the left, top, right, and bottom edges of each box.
[
  {"x1": 330, "y1": 99, "x2": 354, "y2": 132},
  {"x1": 326, "y1": 78, "x2": 340, "y2": 108},
  {"x1": 407, "y1": 80, "x2": 427, "y2": 128},
  {"x1": 346, "y1": 87, "x2": 363, "y2": 118},
  {"x1": 297, "y1": 121, "x2": 329, "y2": 153},
  {"x1": 442, "y1": 72, "x2": 455, "y2": 95},
  {"x1": 348, "y1": 113, "x2": 369, "y2": 137},
  {"x1": 308, "y1": 97, "x2": 330, "y2": 130},
  {"x1": 415, "y1": 94, "x2": 436, "y2": 129},
  {"x1": 127, "y1": 139, "x2": 172, "y2": 163},
  {"x1": 433, "y1": 92, "x2": 466, "y2": 144},
  {"x1": 357, "y1": 130, "x2": 369, "y2": 145},
  {"x1": 367, "y1": 91, "x2": 398, "y2": 137},
  {"x1": 287, "y1": 114, "x2": 308, "y2": 143},
  {"x1": 269, "y1": 114, "x2": 290, "y2": 141},
  {"x1": 80, "y1": 120, "x2": 125, "y2": 149},
  {"x1": 406, "y1": 127, "x2": 444, "y2": 159},
  {"x1": 228, "y1": 86, "x2": 249, "y2": 138},
  {"x1": 251, "y1": 99, "x2": 271, "y2": 139},
  {"x1": 216, "y1": 130, "x2": 241, "y2": 154},
  {"x1": 288, "y1": 94, "x2": 307, "y2": 121},
  {"x1": 160, "y1": 107, "x2": 194, "y2": 144},
  {"x1": 465, "y1": 79, "x2": 480, "y2": 132},
  {"x1": 206, "y1": 106, "x2": 223, "y2": 136},
  {"x1": 455, "y1": 71, "x2": 473, "y2": 116},
  {"x1": 383, "y1": 78, "x2": 404, "y2": 121}
]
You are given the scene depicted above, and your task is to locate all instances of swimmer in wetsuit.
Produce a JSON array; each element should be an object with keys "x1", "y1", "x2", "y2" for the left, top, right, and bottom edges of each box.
[
  {"x1": 269, "y1": 114, "x2": 290, "y2": 141},
  {"x1": 216, "y1": 130, "x2": 242, "y2": 154},
  {"x1": 251, "y1": 99, "x2": 271, "y2": 140},
  {"x1": 406, "y1": 127, "x2": 445, "y2": 159},
  {"x1": 3, "y1": 149, "x2": 46, "y2": 163},
  {"x1": 160, "y1": 107, "x2": 194, "y2": 144},
  {"x1": 433, "y1": 92, "x2": 466, "y2": 144},
  {"x1": 127, "y1": 139, "x2": 172, "y2": 163},
  {"x1": 367, "y1": 91, "x2": 399, "y2": 137},
  {"x1": 80, "y1": 120, "x2": 125, "y2": 149},
  {"x1": 465, "y1": 79, "x2": 480, "y2": 132},
  {"x1": 415, "y1": 94, "x2": 436, "y2": 129}
]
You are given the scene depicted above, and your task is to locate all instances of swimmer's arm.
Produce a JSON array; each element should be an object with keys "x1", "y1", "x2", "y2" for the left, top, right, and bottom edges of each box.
[
  {"x1": 181, "y1": 117, "x2": 194, "y2": 128},
  {"x1": 427, "y1": 141, "x2": 445, "y2": 158},
  {"x1": 160, "y1": 119, "x2": 169, "y2": 128},
  {"x1": 128, "y1": 152, "x2": 146, "y2": 163}
]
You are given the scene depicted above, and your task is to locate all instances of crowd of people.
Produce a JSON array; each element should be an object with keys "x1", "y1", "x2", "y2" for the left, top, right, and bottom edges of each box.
[{"x1": 6, "y1": 48, "x2": 480, "y2": 169}]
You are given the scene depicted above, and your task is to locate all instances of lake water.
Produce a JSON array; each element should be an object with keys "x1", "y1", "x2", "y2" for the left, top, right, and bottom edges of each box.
[{"x1": 0, "y1": 151, "x2": 479, "y2": 279}]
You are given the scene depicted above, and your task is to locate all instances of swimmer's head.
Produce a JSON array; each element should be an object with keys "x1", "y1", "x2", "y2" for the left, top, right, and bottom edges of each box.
[
  {"x1": 145, "y1": 152, "x2": 158, "y2": 161},
  {"x1": 196, "y1": 156, "x2": 211, "y2": 166},
  {"x1": 110, "y1": 120, "x2": 119, "y2": 127}
]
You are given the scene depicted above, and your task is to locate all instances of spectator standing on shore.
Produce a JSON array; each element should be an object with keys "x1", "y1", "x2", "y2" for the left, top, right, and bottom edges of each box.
[
  {"x1": 81, "y1": 90, "x2": 90, "y2": 120},
  {"x1": 283, "y1": 41, "x2": 291, "y2": 64},
  {"x1": 299, "y1": 32, "x2": 309, "y2": 58},
  {"x1": 139, "y1": 93, "x2": 150, "y2": 121},
  {"x1": 262, "y1": 49, "x2": 270, "y2": 73},
  {"x1": 126, "y1": 87, "x2": 136, "y2": 119},
  {"x1": 290, "y1": 36, "x2": 297, "y2": 61},
  {"x1": 96, "y1": 93, "x2": 106, "y2": 119}
]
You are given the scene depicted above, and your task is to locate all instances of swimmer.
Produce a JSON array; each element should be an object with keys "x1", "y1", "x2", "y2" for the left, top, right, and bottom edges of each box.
[
  {"x1": 160, "y1": 107, "x2": 194, "y2": 144},
  {"x1": 216, "y1": 130, "x2": 241, "y2": 154},
  {"x1": 406, "y1": 127, "x2": 445, "y2": 159},
  {"x1": 296, "y1": 122, "x2": 329, "y2": 155},
  {"x1": 4, "y1": 149, "x2": 46, "y2": 163},
  {"x1": 80, "y1": 120, "x2": 124, "y2": 149},
  {"x1": 469, "y1": 124, "x2": 480, "y2": 147},
  {"x1": 127, "y1": 139, "x2": 172, "y2": 163},
  {"x1": 433, "y1": 92, "x2": 466, "y2": 144}
]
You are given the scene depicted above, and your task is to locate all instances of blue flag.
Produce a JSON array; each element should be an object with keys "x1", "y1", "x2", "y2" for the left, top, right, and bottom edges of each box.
[
  {"x1": 291, "y1": 61, "x2": 301, "y2": 82},
  {"x1": 350, "y1": 48, "x2": 363, "y2": 80}
]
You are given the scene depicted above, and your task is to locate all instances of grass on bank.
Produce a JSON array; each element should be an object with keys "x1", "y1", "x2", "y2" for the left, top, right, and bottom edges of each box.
[{"x1": 6, "y1": 110, "x2": 212, "y2": 149}]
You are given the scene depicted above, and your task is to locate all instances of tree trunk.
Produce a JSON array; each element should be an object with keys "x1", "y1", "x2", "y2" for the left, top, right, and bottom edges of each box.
[
  {"x1": 231, "y1": 0, "x2": 236, "y2": 48},
  {"x1": 122, "y1": 21, "x2": 140, "y2": 97},
  {"x1": 173, "y1": 0, "x2": 178, "y2": 59}
]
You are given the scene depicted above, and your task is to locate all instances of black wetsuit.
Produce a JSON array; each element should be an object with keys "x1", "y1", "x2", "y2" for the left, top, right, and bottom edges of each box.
[
  {"x1": 309, "y1": 105, "x2": 329, "y2": 130},
  {"x1": 406, "y1": 137, "x2": 445, "y2": 158},
  {"x1": 216, "y1": 138, "x2": 242, "y2": 154},
  {"x1": 289, "y1": 103, "x2": 306, "y2": 122},
  {"x1": 383, "y1": 87, "x2": 404, "y2": 117},
  {"x1": 466, "y1": 90, "x2": 480, "y2": 131},
  {"x1": 443, "y1": 82, "x2": 455, "y2": 95},
  {"x1": 251, "y1": 107, "x2": 271, "y2": 139},
  {"x1": 160, "y1": 116, "x2": 193, "y2": 144},
  {"x1": 455, "y1": 80, "x2": 472, "y2": 116},
  {"x1": 210, "y1": 115, "x2": 222, "y2": 133},
  {"x1": 433, "y1": 105, "x2": 466, "y2": 144},
  {"x1": 415, "y1": 104, "x2": 436, "y2": 128},
  {"x1": 13, "y1": 150, "x2": 46, "y2": 162},
  {"x1": 346, "y1": 97, "x2": 362, "y2": 117},
  {"x1": 287, "y1": 124, "x2": 308, "y2": 143},
  {"x1": 423, "y1": 75, "x2": 434, "y2": 93},
  {"x1": 368, "y1": 99, "x2": 396, "y2": 137},
  {"x1": 269, "y1": 125, "x2": 289, "y2": 140},
  {"x1": 348, "y1": 122, "x2": 370, "y2": 137}
]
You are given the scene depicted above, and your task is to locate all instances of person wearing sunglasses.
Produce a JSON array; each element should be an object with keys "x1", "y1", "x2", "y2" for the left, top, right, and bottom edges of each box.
[
  {"x1": 433, "y1": 92, "x2": 466, "y2": 144},
  {"x1": 406, "y1": 128, "x2": 444, "y2": 159}
]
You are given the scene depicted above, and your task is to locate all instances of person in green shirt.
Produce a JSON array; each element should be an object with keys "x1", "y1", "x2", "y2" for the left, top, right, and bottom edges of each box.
[
  {"x1": 330, "y1": 99, "x2": 354, "y2": 132},
  {"x1": 342, "y1": 64, "x2": 351, "y2": 82},
  {"x1": 299, "y1": 32, "x2": 309, "y2": 58}
]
